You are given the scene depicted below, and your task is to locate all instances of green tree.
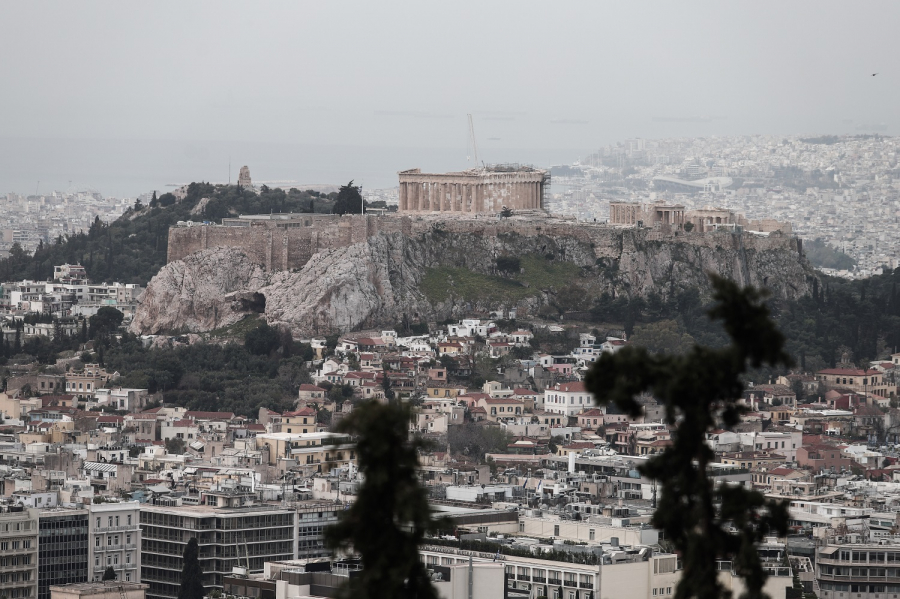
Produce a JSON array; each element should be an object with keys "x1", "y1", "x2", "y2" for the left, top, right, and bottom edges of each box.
[
  {"x1": 332, "y1": 181, "x2": 364, "y2": 215},
  {"x1": 102, "y1": 566, "x2": 116, "y2": 581},
  {"x1": 90, "y1": 307, "x2": 124, "y2": 339},
  {"x1": 585, "y1": 276, "x2": 790, "y2": 599},
  {"x1": 165, "y1": 437, "x2": 186, "y2": 455},
  {"x1": 244, "y1": 323, "x2": 281, "y2": 356},
  {"x1": 628, "y1": 319, "x2": 695, "y2": 355},
  {"x1": 326, "y1": 401, "x2": 447, "y2": 599},
  {"x1": 178, "y1": 537, "x2": 205, "y2": 599}
]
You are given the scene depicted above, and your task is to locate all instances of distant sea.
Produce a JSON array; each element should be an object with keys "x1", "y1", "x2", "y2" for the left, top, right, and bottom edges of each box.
[{"x1": 0, "y1": 137, "x2": 590, "y2": 198}]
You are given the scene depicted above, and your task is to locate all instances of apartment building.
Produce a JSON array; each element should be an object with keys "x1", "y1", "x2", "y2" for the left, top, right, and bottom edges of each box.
[
  {"x1": 816, "y1": 543, "x2": 900, "y2": 599},
  {"x1": 254, "y1": 432, "x2": 356, "y2": 472},
  {"x1": 0, "y1": 507, "x2": 39, "y2": 599},
  {"x1": 139, "y1": 504, "x2": 297, "y2": 599},
  {"x1": 88, "y1": 502, "x2": 141, "y2": 584},
  {"x1": 38, "y1": 508, "x2": 89, "y2": 599},
  {"x1": 296, "y1": 503, "x2": 339, "y2": 559}
]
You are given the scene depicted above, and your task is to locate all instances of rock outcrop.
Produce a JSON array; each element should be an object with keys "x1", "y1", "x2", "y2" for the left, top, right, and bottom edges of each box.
[
  {"x1": 129, "y1": 247, "x2": 268, "y2": 334},
  {"x1": 133, "y1": 223, "x2": 816, "y2": 337}
]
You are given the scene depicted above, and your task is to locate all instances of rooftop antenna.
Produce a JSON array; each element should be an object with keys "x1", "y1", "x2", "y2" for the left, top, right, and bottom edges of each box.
[
  {"x1": 228, "y1": 156, "x2": 231, "y2": 185},
  {"x1": 467, "y1": 114, "x2": 482, "y2": 170}
]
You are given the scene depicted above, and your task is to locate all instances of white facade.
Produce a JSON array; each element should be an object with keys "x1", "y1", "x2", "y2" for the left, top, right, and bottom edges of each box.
[
  {"x1": 543, "y1": 383, "x2": 596, "y2": 417},
  {"x1": 88, "y1": 502, "x2": 141, "y2": 583}
]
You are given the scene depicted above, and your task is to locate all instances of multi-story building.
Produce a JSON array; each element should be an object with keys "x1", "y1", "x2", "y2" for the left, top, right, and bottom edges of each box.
[
  {"x1": 65, "y1": 365, "x2": 114, "y2": 400},
  {"x1": 543, "y1": 382, "x2": 597, "y2": 417},
  {"x1": 0, "y1": 506, "x2": 39, "y2": 599},
  {"x1": 296, "y1": 503, "x2": 339, "y2": 559},
  {"x1": 140, "y1": 504, "x2": 297, "y2": 599},
  {"x1": 38, "y1": 508, "x2": 89, "y2": 599},
  {"x1": 816, "y1": 543, "x2": 900, "y2": 599},
  {"x1": 254, "y1": 432, "x2": 355, "y2": 473},
  {"x1": 88, "y1": 502, "x2": 141, "y2": 584}
]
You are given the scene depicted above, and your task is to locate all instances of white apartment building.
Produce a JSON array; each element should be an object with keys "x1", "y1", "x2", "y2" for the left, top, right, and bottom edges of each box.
[
  {"x1": 543, "y1": 382, "x2": 596, "y2": 417},
  {"x1": 88, "y1": 502, "x2": 141, "y2": 583}
]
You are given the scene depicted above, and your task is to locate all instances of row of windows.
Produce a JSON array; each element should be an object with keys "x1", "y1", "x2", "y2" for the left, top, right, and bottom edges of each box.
[
  {"x1": 95, "y1": 515, "x2": 133, "y2": 528},
  {"x1": 0, "y1": 540, "x2": 33, "y2": 551}
]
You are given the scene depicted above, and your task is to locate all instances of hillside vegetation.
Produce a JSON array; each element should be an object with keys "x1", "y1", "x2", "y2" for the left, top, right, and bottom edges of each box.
[{"x1": 0, "y1": 183, "x2": 335, "y2": 286}]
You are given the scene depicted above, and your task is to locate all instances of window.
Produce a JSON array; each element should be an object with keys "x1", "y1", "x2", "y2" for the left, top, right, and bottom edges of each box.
[
  {"x1": 589, "y1": 529, "x2": 595, "y2": 540},
  {"x1": 126, "y1": 515, "x2": 131, "y2": 526},
  {"x1": 115, "y1": 516, "x2": 119, "y2": 526},
  {"x1": 108, "y1": 516, "x2": 113, "y2": 527},
  {"x1": 95, "y1": 538, "x2": 100, "y2": 547},
  {"x1": 554, "y1": 525, "x2": 560, "y2": 536}
]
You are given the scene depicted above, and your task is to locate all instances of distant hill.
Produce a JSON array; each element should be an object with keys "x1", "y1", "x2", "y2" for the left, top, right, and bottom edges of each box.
[{"x1": 0, "y1": 183, "x2": 335, "y2": 286}]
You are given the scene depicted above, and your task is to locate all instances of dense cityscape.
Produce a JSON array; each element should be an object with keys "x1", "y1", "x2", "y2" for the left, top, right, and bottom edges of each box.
[{"x1": 6, "y1": 3, "x2": 900, "y2": 599}]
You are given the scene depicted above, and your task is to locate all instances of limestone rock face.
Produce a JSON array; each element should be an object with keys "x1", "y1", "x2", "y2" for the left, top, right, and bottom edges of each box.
[
  {"x1": 132, "y1": 226, "x2": 816, "y2": 337},
  {"x1": 129, "y1": 247, "x2": 268, "y2": 334}
]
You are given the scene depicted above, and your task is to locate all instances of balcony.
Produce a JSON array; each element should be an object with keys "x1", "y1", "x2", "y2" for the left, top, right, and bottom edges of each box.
[
  {"x1": 580, "y1": 582, "x2": 594, "y2": 589},
  {"x1": 533, "y1": 577, "x2": 546, "y2": 584},
  {"x1": 548, "y1": 579, "x2": 562, "y2": 586},
  {"x1": 817, "y1": 571, "x2": 900, "y2": 584},
  {"x1": 94, "y1": 525, "x2": 138, "y2": 533}
]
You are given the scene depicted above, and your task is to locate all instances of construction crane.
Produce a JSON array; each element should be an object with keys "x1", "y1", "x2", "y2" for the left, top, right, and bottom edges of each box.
[{"x1": 467, "y1": 114, "x2": 482, "y2": 170}]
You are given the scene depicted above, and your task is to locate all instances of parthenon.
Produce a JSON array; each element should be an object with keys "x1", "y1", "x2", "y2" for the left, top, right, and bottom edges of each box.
[{"x1": 398, "y1": 166, "x2": 549, "y2": 214}]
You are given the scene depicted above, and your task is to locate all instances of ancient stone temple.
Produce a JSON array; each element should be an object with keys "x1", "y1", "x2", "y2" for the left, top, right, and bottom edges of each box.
[
  {"x1": 397, "y1": 165, "x2": 549, "y2": 214},
  {"x1": 238, "y1": 165, "x2": 252, "y2": 188}
]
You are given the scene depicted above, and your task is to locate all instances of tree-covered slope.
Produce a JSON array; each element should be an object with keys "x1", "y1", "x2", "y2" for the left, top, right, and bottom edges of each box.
[{"x1": 0, "y1": 183, "x2": 335, "y2": 286}]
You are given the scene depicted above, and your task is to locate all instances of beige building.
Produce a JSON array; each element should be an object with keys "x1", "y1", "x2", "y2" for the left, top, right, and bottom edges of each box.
[
  {"x1": 398, "y1": 166, "x2": 548, "y2": 214},
  {"x1": 65, "y1": 365, "x2": 114, "y2": 400},
  {"x1": 254, "y1": 432, "x2": 356, "y2": 473}
]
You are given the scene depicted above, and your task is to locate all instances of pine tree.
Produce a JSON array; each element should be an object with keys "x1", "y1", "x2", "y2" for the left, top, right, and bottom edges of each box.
[
  {"x1": 178, "y1": 538, "x2": 205, "y2": 599},
  {"x1": 585, "y1": 275, "x2": 791, "y2": 599},
  {"x1": 325, "y1": 401, "x2": 447, "y2": 598},
  {"x1": 102, "y1": 566, "x2": 116, "y2": 581}
]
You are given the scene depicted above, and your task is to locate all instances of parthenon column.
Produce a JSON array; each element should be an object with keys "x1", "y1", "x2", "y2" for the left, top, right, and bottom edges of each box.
[{"x1": 400, "y1": 183, "x2": 408, "y2": 211}]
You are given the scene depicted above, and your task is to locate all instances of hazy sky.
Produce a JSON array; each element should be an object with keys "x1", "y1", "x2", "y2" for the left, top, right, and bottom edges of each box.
[{"x1": 2, "y1": 1, "x2": 899, "y2": 194}]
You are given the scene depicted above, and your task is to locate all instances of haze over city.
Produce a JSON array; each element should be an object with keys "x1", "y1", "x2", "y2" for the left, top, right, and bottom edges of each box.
[{"x1": 2, "y1": 1, "x2": 899, "y2": 195}]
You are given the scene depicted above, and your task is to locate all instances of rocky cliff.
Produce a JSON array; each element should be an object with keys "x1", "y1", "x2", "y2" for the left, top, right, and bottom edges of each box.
[
  {"x1": 131, "y1": 219, "x2": 816, "y2": 337},
  {"x1": 129, "y1": 247, "x2": 268, "y2": 334}
]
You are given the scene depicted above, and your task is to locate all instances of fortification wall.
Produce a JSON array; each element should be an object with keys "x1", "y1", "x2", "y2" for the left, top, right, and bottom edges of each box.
[{"x1": 167, "y1": 214, "x2": 800, "y2": 271}]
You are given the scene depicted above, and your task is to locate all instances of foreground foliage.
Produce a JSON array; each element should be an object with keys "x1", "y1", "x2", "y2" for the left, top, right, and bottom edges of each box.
[
  {"x1": 326, "y1": 401, "x2": 447, "y2": 599},
  {"x1": 586, "y1": 276, "x2": 790, "y2": 599}
]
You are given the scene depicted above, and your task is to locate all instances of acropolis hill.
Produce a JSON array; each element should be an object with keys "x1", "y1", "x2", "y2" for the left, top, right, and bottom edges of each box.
[{"x1": 137, "y1": 210, "x2": 816, "y2": 336}]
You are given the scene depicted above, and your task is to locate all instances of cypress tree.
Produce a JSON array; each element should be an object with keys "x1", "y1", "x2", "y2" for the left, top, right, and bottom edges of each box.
[
  {"x1": 326, "y1": 401, "x2": 447, "y2": 599},
  {"x1": 178, "y1": 537, "x2": 205, "y2": 599},
  {"x1": 585, "y1": 275, "x2": 791, "y2": 599}
]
